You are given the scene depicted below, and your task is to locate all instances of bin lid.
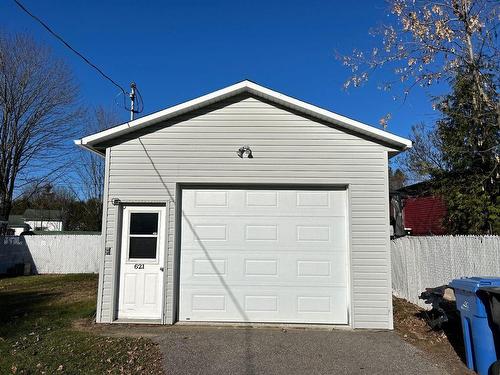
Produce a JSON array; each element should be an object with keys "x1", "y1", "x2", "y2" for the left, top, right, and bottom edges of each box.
[{"x1": 450, "y1": 277, "x2": 500, "y2": 292}]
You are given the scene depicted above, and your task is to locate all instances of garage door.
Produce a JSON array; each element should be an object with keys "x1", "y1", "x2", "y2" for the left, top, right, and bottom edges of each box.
[{"x1": 179, "y1": 189, "x2": 349, "y2": 324}]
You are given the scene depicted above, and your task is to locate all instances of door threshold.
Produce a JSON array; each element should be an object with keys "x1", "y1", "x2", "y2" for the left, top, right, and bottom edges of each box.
[
  {"x1": 113, "y1": 318, "x2": 163, "y2": 325},
  {"x1": 175, "y1": 321, "x2": 351, "y2": 330}
]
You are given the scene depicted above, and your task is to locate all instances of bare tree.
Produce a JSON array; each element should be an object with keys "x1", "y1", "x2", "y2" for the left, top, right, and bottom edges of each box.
[
  {"x1": 77, "y1": 107, "x2": 119, "y2": 202},
  {"x1": 0, "y1": 32, "x2": 81, "y2": 228},
  {"x1": 339, "y1": 0, "x2": 499, "y2": 123},
  {"x1": 399, "y1": 123, "x2": 447, "y2": 183},
  {"x1": 73, "y1": 107, "x2": 119, "y2": 230}
]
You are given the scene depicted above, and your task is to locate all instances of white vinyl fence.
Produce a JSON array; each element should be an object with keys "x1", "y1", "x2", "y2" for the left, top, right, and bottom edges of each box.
[
  {"x1": 0, "y1": 235, "x2": 101, "y2": 274},
  {"x1": 391, "y1": 235, "x2": 500, "y2": 308}
]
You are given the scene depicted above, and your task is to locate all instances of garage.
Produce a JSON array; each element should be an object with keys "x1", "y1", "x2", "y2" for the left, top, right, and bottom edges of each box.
[
  {"x1": 77, "y1": 80, "x2": 412, "y2": 329},
  {"x1": 179, "y1": 188, "x2": 349, "y2": 324}
]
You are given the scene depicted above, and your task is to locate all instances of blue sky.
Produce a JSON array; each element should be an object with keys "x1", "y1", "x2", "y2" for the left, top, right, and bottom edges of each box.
[{"x1": 2, "y1": 0, "x2": 441, "y2": 140}]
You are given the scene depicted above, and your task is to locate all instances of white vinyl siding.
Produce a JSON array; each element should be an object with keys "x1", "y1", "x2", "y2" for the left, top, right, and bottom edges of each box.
[{"x1": 97, "y1": 94, "x2": 394, "y2": 329}]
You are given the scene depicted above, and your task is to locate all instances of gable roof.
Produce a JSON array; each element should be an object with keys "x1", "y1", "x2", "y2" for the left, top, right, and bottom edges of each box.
[
  {"x1": 75, "y1": 80, "x2": 412, "y2": 155},
  {"x1": 8, "y1": 215, "x2": 26, "y2": 227},
  {"x1": 23, "y1": 209, "x2": 62, "y2": 221}
]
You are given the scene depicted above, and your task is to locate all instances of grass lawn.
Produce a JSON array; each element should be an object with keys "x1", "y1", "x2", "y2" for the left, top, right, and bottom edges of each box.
[{"x1": 0, "y1": 274, "x2": 164, "y2": 374}]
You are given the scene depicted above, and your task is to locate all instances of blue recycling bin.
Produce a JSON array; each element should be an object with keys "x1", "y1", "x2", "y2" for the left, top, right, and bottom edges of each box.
[{"x1": 450, "y1": 277, "x2": 500, "y2": 375}]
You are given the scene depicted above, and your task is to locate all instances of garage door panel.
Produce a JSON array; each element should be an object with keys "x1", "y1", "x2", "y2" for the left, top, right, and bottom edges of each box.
[
  {"x1": 180, "y1": 286, "x2": 348, "y2": 324},
  {"x1": 181, "y1": 251, "x2": 348, "y2": 287},
  {"x1": 182, "y1": 190, "x2": 347, "y2": 217},
  {"x1": 182, "y1": 216, "x2": 346, "y2": 251},
  {"x1": 191, "y1": 258, "x2": 227, "y2": 276},
  {"x1": 180, "y1": 188, "x2": 348, "y2": 325}
]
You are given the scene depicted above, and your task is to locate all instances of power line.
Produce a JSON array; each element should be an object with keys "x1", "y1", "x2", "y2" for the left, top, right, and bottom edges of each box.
[
  {"x1": 115, "y1": 86, "x2": 144, "y2": 114},
  {"x1": 13, "y1": 0, "x2": 127, "y2": 97}
]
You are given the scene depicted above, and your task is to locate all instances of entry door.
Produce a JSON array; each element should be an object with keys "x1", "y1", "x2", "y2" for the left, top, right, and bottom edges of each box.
[
  {"x1": 118, "y1": 206, "x2": 166, "y2": 320},
  {"x1": 179, "y1": 189, "x2": 349, "y2": 324}
]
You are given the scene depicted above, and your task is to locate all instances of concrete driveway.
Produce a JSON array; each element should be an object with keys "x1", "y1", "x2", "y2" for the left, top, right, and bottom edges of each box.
[{"x1": 151, "y1": 326, "x2": 446, "y2": 375}]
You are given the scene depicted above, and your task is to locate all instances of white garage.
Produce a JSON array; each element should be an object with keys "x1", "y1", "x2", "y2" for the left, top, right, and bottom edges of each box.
[
  {"x1": 76, "y1": 80, "x2": 412, "y2": 329},
  {"x1": 179, "y1": 189, "x2": 348, "y2": 324}
]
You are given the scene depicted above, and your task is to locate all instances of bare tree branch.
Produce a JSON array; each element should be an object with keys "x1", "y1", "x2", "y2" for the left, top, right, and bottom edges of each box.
[
  {"x1": 338, "y1": 0, "x2": 499, "y2": 126},
  {"x1": 0, "y1": 32, "x2": 82, "y2": 229}
]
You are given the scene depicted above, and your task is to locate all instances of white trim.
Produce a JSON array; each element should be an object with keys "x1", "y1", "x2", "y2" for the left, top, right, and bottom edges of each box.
[
  {"x1": 95, "y1": 147, "x2": 110, "y2": 323},
  {"x1": 110, "y1": 203, "x2": 123, "y2": 321},
  {"x1": 383, "y1": 151, "x2": 394, "y2": 330},
  {"x1": 75, "y1": 80, "x2": 412, "y2": 151},
  {"x1": 162, "y1": 201, "x2": 170, "y2": 325},
  {"x1": 74, "y1": 139, "x2": 106, "y2": 157},
  {"x1": 117, "y1": 205, "x2": 167, "y2": 321},
  {"x1": 346, "y1": 185, "x2": 354, "y2": 328}
]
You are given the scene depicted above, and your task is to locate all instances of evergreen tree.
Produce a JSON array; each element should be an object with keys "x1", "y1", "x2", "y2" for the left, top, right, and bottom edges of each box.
[{"x1": 432, "y1": 72, "x2": 499, "y2": 234}]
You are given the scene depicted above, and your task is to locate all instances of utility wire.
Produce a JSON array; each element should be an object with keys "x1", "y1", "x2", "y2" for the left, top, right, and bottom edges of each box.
[
  {"x1": 134, "y1": 86, "x2": 144, "y2": 113},
  {"x1": 13, "y1": 0, "x2": 128, "y2": 97}
]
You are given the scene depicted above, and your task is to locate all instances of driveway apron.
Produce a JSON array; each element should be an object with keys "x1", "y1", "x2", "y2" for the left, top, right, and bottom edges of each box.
[{"x1": 152, "y1": 326, "x2": 446, "y2": 375}]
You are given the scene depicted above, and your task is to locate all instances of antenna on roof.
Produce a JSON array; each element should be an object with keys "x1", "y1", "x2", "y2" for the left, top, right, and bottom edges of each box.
[{"x1": 129, "y1": 82, "x2": 137, "y2": 121}]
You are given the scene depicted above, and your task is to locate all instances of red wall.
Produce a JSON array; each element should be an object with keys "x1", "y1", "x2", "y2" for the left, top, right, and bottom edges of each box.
[{"x1": 403, "y1": 196, "x2": 447, "y2": 235}]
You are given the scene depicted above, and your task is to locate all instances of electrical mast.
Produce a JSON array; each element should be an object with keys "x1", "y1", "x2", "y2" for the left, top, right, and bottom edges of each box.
[{"x1": 129, "y1": 82, "x2": 137, "y2": 121}]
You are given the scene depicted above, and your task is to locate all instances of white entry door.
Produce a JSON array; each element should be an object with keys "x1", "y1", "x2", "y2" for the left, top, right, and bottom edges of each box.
[
  {"x1": 179, "y1": 189, "x2": 349, "y2": 324},
  {"x1": 118, "y1": 206, "x2": 166, "y2": 320}
]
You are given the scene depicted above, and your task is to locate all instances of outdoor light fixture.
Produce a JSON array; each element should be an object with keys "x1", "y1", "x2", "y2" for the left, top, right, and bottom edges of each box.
[
  {"x1": 111, "y1": 198, "x2": 121, "y2": 206},
  {"x1": 237, "y1": 145, "x2": 253, "y2": 158}
]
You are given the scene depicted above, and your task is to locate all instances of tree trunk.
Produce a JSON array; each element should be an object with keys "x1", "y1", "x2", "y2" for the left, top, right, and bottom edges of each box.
[
  {"x1": 0, "y1": 193, "x2": 12, "y2": 235},
  {"x1": 0, "y1": 194, "x2": 12, "y2": 220}
]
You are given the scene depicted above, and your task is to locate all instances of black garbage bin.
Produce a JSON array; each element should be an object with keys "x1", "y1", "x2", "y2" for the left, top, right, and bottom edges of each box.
[{"x1": 480, "y1": 287, "x2": 500, "y2": 375}]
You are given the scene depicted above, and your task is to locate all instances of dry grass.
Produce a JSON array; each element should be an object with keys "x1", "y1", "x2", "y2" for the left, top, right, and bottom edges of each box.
[
  {"x1": 0, "y1": 274, "x2": 164, "y2": 374},
  {"x1": 393, "y1": 296, "x2": 473, "y2": 375}
]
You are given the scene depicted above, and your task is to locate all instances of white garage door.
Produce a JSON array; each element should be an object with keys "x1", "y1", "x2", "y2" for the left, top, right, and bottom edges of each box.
[{"x1": 179, "y1": 189, "x2": 349, "y2": 324}]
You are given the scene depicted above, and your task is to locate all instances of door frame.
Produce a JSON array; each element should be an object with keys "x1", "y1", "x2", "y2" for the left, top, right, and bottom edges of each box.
[
  {"x1": 111, "y1": 201, "x2": 170, "y2": 323},
  {"x1": 173, "y1": 183, "x2": 351, "y2": 326}
]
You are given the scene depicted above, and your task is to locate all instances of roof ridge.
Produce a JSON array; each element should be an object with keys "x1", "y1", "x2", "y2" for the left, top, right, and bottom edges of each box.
[{"x1": 75, "y1": 81, "x2": 412, "y2": 154}]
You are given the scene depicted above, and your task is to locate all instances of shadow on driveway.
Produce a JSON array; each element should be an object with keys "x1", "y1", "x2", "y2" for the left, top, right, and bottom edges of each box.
[{"x1": 94, "y1": 325, "x2": 447, "y2": 375}]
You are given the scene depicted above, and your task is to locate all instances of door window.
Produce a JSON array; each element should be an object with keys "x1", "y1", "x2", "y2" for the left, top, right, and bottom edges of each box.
[{"x1": 128, "y1": 212, "x2": 159, "y2": 260}]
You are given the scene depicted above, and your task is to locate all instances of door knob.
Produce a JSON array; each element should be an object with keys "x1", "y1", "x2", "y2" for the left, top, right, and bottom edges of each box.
[{"x1": 160, "y1": 267, "x2": 164, "y2": 272}]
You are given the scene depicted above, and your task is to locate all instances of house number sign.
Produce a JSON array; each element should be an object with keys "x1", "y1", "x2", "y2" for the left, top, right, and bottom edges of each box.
[{"x1": 134, "y1": 264, "x2": 145, "y2": 269}]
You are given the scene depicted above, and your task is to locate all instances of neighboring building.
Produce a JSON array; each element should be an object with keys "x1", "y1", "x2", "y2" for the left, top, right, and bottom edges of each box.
[
  {"x1": 76, "y1": 81, "x2": 412, "y2": 329},
  {"x1": 23, "y1": 209, "x2": 63, "y2": 232},
  {"x1": 402, "y1": 196, "x2": 447, "y2": 235},
  {"x1": 6, "y1": 215, "x2": 30, "y2": 236},
  {"x1": 6, "y1": 209, "x2": 63, "y2": 234},
  {"x1": 390, "y1": 182, "x2": 447, "y2": 237}
]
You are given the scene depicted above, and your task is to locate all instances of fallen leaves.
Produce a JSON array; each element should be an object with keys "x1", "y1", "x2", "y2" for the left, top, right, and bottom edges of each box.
[
  {"x1": 0, "y1": 275, "x2": 164, "y2": 374},
  {"x1": 393, "y1": 296, "x2": 473, "y2": 375}
]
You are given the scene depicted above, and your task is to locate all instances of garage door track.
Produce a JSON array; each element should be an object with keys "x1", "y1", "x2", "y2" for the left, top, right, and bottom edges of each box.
[{"x1": 149, "y1": 326, "x2": 446, "y2": 375}]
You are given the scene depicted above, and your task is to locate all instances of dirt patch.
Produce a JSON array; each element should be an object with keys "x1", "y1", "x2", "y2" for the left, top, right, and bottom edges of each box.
[
  {"x1": 393, "y1": 296, "x2": 473, "y2": 375},
  {"x1": 72, "y1": 318, "x2": 166, "y2": 338}
]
